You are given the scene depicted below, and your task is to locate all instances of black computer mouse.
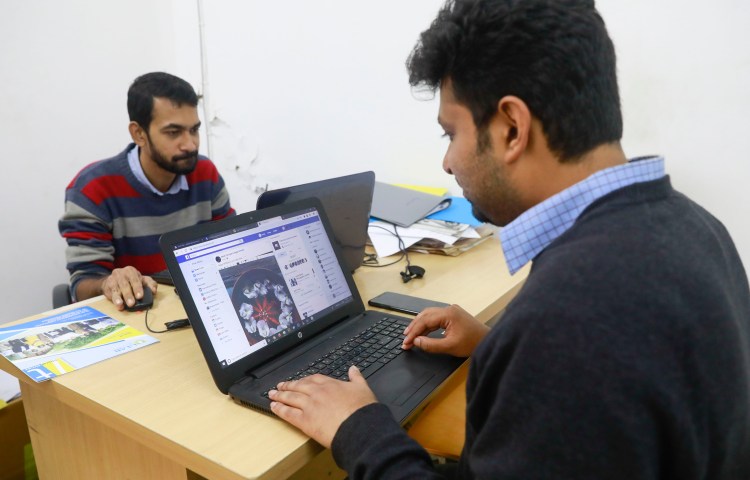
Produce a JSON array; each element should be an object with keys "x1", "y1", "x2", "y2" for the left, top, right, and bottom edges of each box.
[{"x1": 125, "y1": 287, "x2": 154, "y2": 311}]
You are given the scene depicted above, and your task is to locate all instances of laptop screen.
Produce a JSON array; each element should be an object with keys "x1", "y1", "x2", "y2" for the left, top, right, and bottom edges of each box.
[{"x1": 171, "y1": 206, "x2": 354, "y2": 368}]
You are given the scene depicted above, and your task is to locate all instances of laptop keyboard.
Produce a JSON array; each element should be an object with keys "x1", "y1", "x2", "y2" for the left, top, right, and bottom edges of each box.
[{"x1": 262, "y1": 316, "x2": 410, "y2": 397}]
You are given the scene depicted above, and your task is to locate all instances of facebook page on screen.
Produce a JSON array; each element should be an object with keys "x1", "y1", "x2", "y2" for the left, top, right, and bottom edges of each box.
[{"x1": 173, "y1": 208, "x2": 353, "y2": 367}]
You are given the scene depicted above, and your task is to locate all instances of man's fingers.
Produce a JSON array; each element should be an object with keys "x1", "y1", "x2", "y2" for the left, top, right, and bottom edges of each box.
[
  {"x1": 142, "y1": 276, "x2": 158, "y2": 295},
  {"x1": 119, "y1": 286, "x2": 136, "y2": 307},
  {"x1": 348, "y1": 365, "x2": 365, "y2": 383},
  {"x1": 109, "y1": 286, "x2": 124, "y2": 307},
  {"x1": 277, "y1": 374, "x2": 330, "y2": 394},
  {"x1": 270, "y1": 369, "x2": 377, "y2": 448},
  {"x1": 403, "y1": 314, "x2": 429, "y2": 343},
  {"x1": 124, "y1": 271, "x2": 144, "y2": 299},
  {"x1": 270, "y1": 400, "x2": 303, "y2": 423},
  {"x1": 413, "y1": 335, "x2": 446, "y2": 354},
  {"x1": 268, "y1": 388, "x2": 309, "y2": 409},
  {"x1": 100, "y1": 267, "x2": 153, "y2": 309},
  {"x1": 403, "y1": 309, "x2": 446, "y2": 348},
  {"x1": 115, "y1": 268, "x2": 143, "y2": 305}
]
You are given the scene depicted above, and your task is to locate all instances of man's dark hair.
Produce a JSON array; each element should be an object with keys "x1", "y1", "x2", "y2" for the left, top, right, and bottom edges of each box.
[
  {"x1": 127, "y1": 72, "x2": 199, "y2": 130},
  {"x1": 407, "y1": 0, "x2": 622, "y2": 161}
]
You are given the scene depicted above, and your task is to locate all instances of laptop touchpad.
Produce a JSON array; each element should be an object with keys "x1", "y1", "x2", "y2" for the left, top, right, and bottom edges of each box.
[{"x1": 373, "y1": 369, "x2": 435, "y2": 406}]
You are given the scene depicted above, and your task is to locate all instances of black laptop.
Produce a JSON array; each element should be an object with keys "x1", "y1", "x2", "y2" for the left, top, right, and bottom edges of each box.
[
  {"x1": 159, "y1": 197, "x2": 464, "y2": 422},
  {"x1": 256, "y1": 171, "x2": 375, "y2": 272}
]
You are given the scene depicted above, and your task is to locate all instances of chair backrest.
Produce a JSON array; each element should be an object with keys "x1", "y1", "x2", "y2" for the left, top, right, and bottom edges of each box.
[{"x1": 52, "y1": 284, "x2": 72, "y2": 309}]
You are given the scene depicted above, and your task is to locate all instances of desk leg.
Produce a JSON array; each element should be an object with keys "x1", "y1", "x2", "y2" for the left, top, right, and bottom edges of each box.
[{"x1": 20, "y1": 383, "x2": 189, "y2": 480}]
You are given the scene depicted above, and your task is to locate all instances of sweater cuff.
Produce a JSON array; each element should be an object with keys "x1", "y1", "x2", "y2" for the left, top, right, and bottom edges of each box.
[
  {"x1": 70, "y1": 271, "x2": 108, "y2": 302},
  {"x1": 331, "y1": 403, "x2": 400, "y2": 470}
]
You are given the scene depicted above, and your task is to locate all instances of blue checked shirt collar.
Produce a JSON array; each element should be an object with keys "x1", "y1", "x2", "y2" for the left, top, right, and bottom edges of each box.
[{"x1": 500, "y1": 156, "x2": 666, "y2": 274}]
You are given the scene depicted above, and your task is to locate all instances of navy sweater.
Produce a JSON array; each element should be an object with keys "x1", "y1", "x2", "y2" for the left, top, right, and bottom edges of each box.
[{"x1": 332, "y1": 177, "x2": 750, "y2": 479}]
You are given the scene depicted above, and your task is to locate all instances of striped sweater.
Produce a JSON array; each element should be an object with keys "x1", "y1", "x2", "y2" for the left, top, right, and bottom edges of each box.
[{"x1": 59, "y1": 144, "x2": 235, "y2": 294}]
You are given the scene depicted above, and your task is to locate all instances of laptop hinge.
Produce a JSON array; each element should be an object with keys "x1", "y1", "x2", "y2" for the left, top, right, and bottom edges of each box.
[{"x1": 246, "y1": 325, "x2": 337, "y2": 379}]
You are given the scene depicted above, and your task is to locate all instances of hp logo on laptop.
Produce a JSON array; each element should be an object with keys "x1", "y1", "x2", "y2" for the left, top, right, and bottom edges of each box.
[{"x1": 297, "y1": 332, "x2": 303, "y2": 339}]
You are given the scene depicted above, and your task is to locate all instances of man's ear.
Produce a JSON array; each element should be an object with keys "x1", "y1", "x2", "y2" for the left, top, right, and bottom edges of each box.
[
  {"x1": 128, "y1": 121, "x2": 147, "y2": 147},
  {"x1": 495, "y1": 95, "x2": 531, "y2": 165}
]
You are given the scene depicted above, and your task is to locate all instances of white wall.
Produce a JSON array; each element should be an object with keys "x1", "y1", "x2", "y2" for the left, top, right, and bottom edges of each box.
[
  {"x1": 198, "y1": 0, "x2": 448, "y2": 211},
  {"x1": 0, "y1": 0, "x2": 191, "y2": 322},
  {"x1": 1, "y1": 1, "x2": 748, "y2": 322},
  {"x1": 602, "y1": 0, "x2": 750, "y2": 276}
]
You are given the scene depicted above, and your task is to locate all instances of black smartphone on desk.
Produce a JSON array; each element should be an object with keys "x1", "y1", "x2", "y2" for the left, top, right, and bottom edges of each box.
[{"x1": 368, "y1": 292, "x2": 450, "y2": 315}]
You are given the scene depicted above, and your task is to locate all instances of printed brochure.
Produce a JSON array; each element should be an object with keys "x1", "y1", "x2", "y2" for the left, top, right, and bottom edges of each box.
[{"x1": 0, "y1": 306, "x2": 158, "y2": 382}]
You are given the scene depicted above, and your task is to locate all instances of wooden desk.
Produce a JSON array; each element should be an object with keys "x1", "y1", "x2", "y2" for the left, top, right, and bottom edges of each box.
[{"x1": 0, "y1": 237, "x2": 527, "y2": 479}]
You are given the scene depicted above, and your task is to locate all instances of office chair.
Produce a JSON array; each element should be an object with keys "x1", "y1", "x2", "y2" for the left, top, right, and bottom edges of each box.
[{"x1": 52, "y1": 284, "x2": 72, "y2": 309}]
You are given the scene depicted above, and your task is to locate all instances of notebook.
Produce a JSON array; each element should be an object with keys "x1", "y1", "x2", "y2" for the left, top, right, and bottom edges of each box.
[
  {"x1": 159, "y1": 197, "x2": 464, "y2": 422},
  {"x1": 256, "y1": 171, "x2": 375, "y2": 272},
  {"x1": 371, "y1": 182, "x2": 452, "y2": 227}
]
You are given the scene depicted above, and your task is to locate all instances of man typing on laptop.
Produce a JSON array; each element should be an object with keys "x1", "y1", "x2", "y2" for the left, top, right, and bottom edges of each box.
[
  {"x1": 59, "y1": 72, "x2": 234, "y2": 310},
  {"x1": 268, "y1": 1, "x2": 750, "y2": 479},
  {"x1": 160, "y1": 199, "x2": 464, "y2": 424}
]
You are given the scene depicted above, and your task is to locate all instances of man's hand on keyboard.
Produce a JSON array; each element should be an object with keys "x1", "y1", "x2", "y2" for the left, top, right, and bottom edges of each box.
[
  {"x1": 268, "y1": 365, "x2": 376, "y2": 448},
  {"x1": 401, "y1": 304, "x2": 489, "y2": 358}
]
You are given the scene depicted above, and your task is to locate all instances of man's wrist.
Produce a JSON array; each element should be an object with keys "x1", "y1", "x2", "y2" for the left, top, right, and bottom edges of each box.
[{"x1": 98, "y1": 275, "x2": 109, "y2": 295}]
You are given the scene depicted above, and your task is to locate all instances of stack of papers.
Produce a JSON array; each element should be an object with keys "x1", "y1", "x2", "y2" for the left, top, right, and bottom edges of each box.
[
  {"x1": 368, "y1": 196, "x2": 495, "y2": 258},
  {"x1": 409, "y1": 224, "x2": 495, "y2": 256}
]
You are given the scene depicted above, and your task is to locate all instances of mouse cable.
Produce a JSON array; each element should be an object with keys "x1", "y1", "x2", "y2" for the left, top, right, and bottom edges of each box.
[{"x1": 144, "y1": 307, "x2": 190, "y2": 334}]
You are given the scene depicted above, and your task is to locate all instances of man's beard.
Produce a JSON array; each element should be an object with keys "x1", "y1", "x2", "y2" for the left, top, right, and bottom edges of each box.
[
  {"x1": 470, "y1": 203, "x2": 492, "y2": 224},
  {"x1": 148, "y1": 136, "x2": 198, "y2": 175},
  {"x1": 463, "y1": 128, "x2": 524, "y2": 227}
]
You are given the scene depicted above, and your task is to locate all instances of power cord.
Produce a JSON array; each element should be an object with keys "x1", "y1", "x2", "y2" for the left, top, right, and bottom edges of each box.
[
  {"x1": 362, "y1": 225, "x2": 407, "y2": 267},
  {"x1": 362, "y1": 224, "x2": 425, "y2": 283}
]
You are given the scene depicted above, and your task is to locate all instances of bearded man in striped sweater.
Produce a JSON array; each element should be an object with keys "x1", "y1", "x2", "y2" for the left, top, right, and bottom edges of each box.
[{"x1": 59, "y1": 72, "x2": 234, "y2": 310}]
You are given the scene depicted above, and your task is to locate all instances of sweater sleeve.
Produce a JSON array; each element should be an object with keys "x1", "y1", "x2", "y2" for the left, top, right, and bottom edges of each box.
[
  {"x1": 331, "y1": 403, "x2": 446, "y2": 480},
  {"x1": 59, "y1": 181, "x2": 115, "y2": 296},
  {"x1": 210, "y1": 170, "x2": 234, "y2": 220}
]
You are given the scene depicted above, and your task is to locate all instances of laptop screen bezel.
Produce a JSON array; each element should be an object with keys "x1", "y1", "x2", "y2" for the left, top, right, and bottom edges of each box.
[{"x1": 159, "y1": 197, "x2": 366, "y2": 394}]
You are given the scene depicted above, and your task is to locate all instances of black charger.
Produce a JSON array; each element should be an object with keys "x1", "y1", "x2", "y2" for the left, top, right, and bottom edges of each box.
[{"x1": 165, "y1": 319, "x2": 191, "y2": 330}]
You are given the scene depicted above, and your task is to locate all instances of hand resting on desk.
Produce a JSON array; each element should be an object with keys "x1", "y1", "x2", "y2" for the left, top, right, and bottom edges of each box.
[{"x1": 401, "y1": 305, "x2": 490, "y2": 358}]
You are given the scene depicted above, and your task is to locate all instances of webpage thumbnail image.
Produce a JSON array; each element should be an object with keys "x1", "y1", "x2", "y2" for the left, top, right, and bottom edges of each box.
[
  {"x1": 218, "y1": 256, "x2": 302, "y2": 346},
  {"x1": 0, "y1": 316, "x2": 123, "y2": 362}
]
